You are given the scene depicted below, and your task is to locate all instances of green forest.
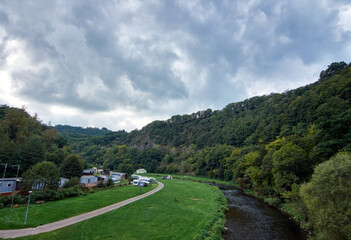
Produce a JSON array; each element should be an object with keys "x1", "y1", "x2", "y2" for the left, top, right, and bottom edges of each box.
[{"x1": 1, "y1": 62, "x2": 351, "y2": 239}]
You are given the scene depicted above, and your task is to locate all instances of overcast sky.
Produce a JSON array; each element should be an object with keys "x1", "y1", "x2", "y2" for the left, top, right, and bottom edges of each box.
[{"x1": 0, "y1": 0, "x2": 350, "y2": 131}]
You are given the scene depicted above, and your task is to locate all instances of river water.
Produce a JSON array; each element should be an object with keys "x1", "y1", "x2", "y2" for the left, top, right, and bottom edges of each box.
[{"x1": 220, "y1": 186, "x2": 306, "y2": 240}]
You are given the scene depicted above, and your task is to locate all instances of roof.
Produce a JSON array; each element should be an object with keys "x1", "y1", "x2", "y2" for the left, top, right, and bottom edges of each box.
[
  {"x1": 110, "y1": 172, "x2": 125, "y2": 176},
  {"x1": 98, "y1": 175, "x2": 109, "y2": 179},
  {"x1": 0, "y1": 178, "x2": 21, "y2": 181},
  {"x1": 80, "y1": 175, "x2": 97, "y2": 179}
]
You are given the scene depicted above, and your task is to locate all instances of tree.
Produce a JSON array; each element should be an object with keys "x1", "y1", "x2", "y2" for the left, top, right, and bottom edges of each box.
[
  {"x1": 21, "y1": 161, "x2": 60, "y2": 190},
  {"x1": 46, "y1": 148, "x2": 67, "y2": 166},
  {"x1": 19, "y1": 135, "x2": 46, "y2": 172},
  {"x1": 314, "y1": 97, "x2": 351, "y2": 162},
  {"x1": 41, "y1": 128, "x2": 58, "y2": 149},
  {"x1": 300, "y1": 152, "x2": 351, "y2": 239},
  {"x1": 60, "y1": 154, "x2": 84, "y2": 179},
  {"x1": 272, "y1": 142, "x2": 307, "y2": 194}
]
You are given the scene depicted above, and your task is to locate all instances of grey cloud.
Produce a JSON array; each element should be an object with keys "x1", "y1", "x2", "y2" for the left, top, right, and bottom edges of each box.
[
  {"x1": 1, "y1": 0, "x2": 191, "y2": 113},
  {"x1": 0, "y1": 0, "x2": 350, "y2": 130}
]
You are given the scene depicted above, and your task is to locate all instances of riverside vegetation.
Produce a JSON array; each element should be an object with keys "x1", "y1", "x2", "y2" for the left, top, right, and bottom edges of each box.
[{"x1": 1, "y1": 62, "x2": 351, "y2": 239}]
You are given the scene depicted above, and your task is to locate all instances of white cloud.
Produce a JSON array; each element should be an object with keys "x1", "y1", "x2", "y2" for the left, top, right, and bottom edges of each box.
[
  {"x1": 338, "y1": 5, "x2": 351, "y2": 32},
  {"x1": 0, "y1": 0, "x2": 350, "y2": 131}
]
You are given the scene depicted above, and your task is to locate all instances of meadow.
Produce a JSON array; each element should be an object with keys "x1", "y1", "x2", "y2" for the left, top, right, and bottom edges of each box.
[
  {"x1": 0, "y1": 184, "x2": 156, "y2": 230},
  {"x1": 9, "y1": 178, "x2": 227, "y2": 240},
  {"x1": 143, "y1": 173, "x2": 239, "y2": 187}
]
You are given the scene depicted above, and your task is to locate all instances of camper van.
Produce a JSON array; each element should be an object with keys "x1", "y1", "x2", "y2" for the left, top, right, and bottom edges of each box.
[{"x1": 132, "y1": 179, "x2": 150, "y2": 187}]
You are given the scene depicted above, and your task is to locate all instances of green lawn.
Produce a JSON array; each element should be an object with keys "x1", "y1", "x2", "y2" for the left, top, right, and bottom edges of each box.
[
  {"x1": 13, "y1": 178, "x2": 226, "y2": 240},
  {"x1": 0, "y1": 184, "x2": 156, "y2": 230},
  {"x1": 142, "y1": 173, "x2": 239, "y2": 187}
]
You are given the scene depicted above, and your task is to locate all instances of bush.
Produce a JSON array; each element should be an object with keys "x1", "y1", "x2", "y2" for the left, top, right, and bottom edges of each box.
[
  {"x1": 63, "y1": 177, "x2": 80, "y2": 188},
  {"x1": 0, "y1": 196, "x2": 13, "y2": 206},
  {"x1": 300, "y1": 152, "x2": 351, "y2": 239},
  {"x1": 264, "y1": 197, "x2": 281, "y2": 207},
  {"x1": 97, "y1": 181, "x2": 105, "y2": 188},
  {"x1": 106, "y1": 178, "x2": 114, "y2": 187}
]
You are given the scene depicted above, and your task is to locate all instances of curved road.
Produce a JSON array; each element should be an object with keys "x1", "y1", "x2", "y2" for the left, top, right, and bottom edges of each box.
[{"x1": 0, "y1": 182, "x2": 164, "y2": 239}]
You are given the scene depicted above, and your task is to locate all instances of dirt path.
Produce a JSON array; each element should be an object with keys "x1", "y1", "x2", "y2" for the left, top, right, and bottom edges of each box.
[{"x1": 0, "y1": 182, "x2": 164, "y2": 239}]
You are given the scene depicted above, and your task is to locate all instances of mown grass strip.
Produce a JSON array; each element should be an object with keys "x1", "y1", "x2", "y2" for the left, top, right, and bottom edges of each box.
[
  {"x1": 0, "y1": 184, "x2": 156, "y2": 230},
  {"x1": 14, "y1": 178, "x2": 227, "y2": 240}
]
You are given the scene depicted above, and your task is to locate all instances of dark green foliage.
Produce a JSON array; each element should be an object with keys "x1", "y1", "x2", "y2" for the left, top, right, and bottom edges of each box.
[
  {"x1": 0, "y1": 106, "x2": 67, "y2": 176},
  {"x1": 63, "y1": 177, "x2": 80, "y2": 188},
  {"x1": 319, "y1": 61, "x2": 348, "y2": 81},
  {"x1": 46, "y1": 148, "x2": 68, "y2": 166},
  {"x1": 272, "y1": 142, "x2": 308, "y2": 194},
  {"x1": 60, "y1": 154, "x2": 84, "y2": 179},
  {"x1": 97, "y1": 181, "x2": 105, "y2": 188},
  {"x1": 55, "y1": 125, "x2": 111, "y2": 136},
  {"x1": 106, "y1": 178, "x2": 114, "y2": 187},
  {"x1": 313, "y1": 97, "x2": 351, "y2": 162},
  {"x1": 21, "y1": 161, "x2": 60, "y2": 190},
  {"x1": 19, "y1": 135, "x2": 46, "y2": 172},
  {"x1": 300, "y1": 152, "x2": 351, "y2": 239}
]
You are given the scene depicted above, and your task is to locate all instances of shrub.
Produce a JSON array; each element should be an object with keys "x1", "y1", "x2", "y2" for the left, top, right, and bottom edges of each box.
[
  {"x1": 300, "y1": 152, "x2": 351, "y2": 239},
  {"x1": 106, "y1": 178, "x2": 114, "y2": 187},
  {"x1": 97, "y1": 181, "x2": 105, "y2": 188},
  {"x1": 264, "y1": 197, "x2": 281, "y2": 207}
]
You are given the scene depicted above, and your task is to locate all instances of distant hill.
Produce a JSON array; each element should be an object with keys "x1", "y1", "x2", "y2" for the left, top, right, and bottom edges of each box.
[
  {"x1": 91, "y1": 62, "x2": 350, "y2": 155},
  {"x1": 55, "y1": 125, "x2": 112, "y2": 137}
]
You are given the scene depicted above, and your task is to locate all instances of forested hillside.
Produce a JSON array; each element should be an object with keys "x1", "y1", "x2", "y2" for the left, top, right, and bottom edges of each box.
[
  {"x1": 55, "y1": 125, "x2": 111, "y2": 137},
  {"x1": 55, "y1": 62, "x2": 350, "y2": 238},
  {"x1": 0, "y1": 106, "x2": 69, "y2": 176},
  {"x1": 65, "y1": 61, "x2": 351, "y2": 164}
]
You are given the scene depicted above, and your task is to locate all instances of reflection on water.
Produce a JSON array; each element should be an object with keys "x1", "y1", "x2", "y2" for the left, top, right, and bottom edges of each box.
[{"x1": 220, "y1": 187, "x2": 306, "y2": 240}]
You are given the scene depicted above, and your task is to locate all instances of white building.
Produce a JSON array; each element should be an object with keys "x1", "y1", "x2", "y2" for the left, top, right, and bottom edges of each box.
[{"x1": 136, "y1": 169, "x2": 147, "y2": 174}]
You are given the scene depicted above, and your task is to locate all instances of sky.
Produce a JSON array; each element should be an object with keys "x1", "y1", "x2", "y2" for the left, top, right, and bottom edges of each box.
[{"x1": 0, "y1": 0, "x2": 350, "y2": 131}]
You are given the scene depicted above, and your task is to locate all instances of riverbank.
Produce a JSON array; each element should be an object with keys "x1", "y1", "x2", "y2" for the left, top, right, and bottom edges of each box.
[{"x1": 146, "y1": 173, "x2": 308, "y2": 237}]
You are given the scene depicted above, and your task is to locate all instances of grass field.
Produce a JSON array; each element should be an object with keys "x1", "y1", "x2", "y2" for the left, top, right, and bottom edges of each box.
[
  {"x1": 11, "y1": 178, "x2": 227, "y2": 240},
  {"x1": 142, "y1": 173, "x2": 239, "y2": 187},
  {"x1": 0, "y1": 184, "x2": 156, "y2": 230}
]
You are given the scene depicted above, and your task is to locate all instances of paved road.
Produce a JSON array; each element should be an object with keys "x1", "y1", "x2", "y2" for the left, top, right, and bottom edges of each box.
[{"x1": 0, "y1": 182, "x2": 164, "y2": 239}]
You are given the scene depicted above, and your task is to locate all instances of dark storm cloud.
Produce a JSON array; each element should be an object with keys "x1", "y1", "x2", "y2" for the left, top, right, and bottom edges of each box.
[{"x1": 0, "y1": 0, "x2": 350, "y2": 130}]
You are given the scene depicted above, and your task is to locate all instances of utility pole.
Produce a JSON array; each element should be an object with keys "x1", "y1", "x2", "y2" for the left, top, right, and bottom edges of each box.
[
  {"x1": 24, "y1": 191, "x2": 32, "y2": 225},
  {"x1": 8, "y1": 164, "x2": 20, "y2": 224},
  {"x1": 1, "y1": 163, "x2": 7, "y2": 179}
]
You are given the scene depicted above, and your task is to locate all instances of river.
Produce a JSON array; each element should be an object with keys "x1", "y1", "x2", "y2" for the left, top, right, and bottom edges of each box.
[{"x1": 219, "y1": 186, "x2": 306, "y2": 240}]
